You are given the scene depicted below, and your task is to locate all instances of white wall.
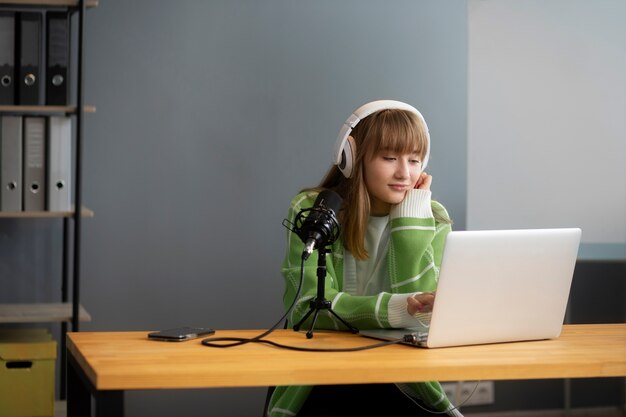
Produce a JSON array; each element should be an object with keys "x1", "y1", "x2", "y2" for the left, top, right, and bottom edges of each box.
[{"x1": 467, "y1": 0, "x2": 626, "y2": 259}]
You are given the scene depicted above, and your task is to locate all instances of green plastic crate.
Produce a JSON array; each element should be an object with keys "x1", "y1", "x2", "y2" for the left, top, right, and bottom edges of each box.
[{"x1": 0, "y1": 329, "x2": 57, "y2": 417}]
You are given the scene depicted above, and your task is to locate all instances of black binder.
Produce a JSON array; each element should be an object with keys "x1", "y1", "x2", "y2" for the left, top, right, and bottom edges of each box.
[
  {"x1": 17, "y1": 12, "x2": 42, "y2": 105},
  {"x1": 0, "y1": 12, "x2": 16, "y2": 105},
  {"x1": 46, "y1": 12, "x2": 70, "y2": 105}
]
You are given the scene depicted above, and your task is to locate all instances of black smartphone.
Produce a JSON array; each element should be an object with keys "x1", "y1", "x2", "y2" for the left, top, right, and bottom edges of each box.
[{"x1": 147, "y1": 327, "x2": 215, "y2": 342}]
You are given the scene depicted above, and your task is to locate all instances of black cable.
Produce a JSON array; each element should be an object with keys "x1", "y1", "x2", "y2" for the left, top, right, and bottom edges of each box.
[
  {"x1": 200, "y1": 257, "x2": 305, "y2": 348},
  {"x1": 200, "y1": 250, "x2": 475, "y2": 414},
  {"x1": 202, "y1": 256, "x2": 306, "y2": 348},
  {"x1": 203, "y1": 332, "x2": 410, "y2": 352},
  {"x1": 396, "y1": 380, "x2": 481, "y2": 415},
  {"x1": 201, "y1": 256, "x2": 407, "y2": 352}
]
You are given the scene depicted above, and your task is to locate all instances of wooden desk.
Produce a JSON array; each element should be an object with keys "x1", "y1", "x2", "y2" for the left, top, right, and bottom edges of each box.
[{"x1": 66, "y1": 324, "x2": 626, "y2": 417}]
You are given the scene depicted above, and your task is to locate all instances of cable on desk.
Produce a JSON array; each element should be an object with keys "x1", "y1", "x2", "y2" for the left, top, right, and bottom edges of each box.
[
  {"x1": 200, "y1": 258, "x2": 479, "y2": 414},
  {"x1": 201, "y1": 257, "x2": 407, "y2": 352}
]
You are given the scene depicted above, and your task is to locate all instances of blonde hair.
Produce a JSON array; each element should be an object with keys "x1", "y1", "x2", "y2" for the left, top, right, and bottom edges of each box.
[{"x1": 307, "y1": 108, "x2": 450, "y2": 260}]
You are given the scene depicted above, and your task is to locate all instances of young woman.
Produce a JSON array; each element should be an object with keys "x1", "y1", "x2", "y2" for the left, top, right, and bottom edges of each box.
[{"x1": 267, "y1": 100, "x2": 460, "y2": 416}]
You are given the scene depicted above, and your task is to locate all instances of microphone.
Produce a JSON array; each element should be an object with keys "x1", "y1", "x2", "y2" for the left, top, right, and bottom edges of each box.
[{"x1": 293, "y1": 190, "x2": 342, "y2": 260}]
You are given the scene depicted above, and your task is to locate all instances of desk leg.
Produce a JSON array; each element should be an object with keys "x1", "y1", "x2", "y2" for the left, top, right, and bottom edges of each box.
[
  {"x1": 67, "y1": 355, "x2": 91, "y2": 417},
  {"x1": 95, "y1": 390, "x2": 124, "y2": 417},
  {"x1": 67, "y1": 354, "x2": 125, "y2": 417}
]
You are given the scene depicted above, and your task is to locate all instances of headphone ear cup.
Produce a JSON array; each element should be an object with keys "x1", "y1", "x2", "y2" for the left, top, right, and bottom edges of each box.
[{"x1": 338, "y1": 136, "x2": 356, "y2": 178}]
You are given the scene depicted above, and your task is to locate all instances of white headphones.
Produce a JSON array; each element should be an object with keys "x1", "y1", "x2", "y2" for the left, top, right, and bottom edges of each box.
[{"x1": 333, "y1": 99, "x2": 430, "y2": 178}]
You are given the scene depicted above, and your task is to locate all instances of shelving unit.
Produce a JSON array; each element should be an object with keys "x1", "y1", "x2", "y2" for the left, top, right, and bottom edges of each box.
[{"x1": 0, "y1": 0, "x2": 97, "y2": 400}]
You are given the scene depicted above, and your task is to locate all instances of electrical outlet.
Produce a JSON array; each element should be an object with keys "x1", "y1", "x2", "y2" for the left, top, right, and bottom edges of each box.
[
  {"x1": 442, "y1": 382, "x2": 457, "y2": 400},
  {"x1": 441, "y1": 381, "x2": 494, "y2": 406}
]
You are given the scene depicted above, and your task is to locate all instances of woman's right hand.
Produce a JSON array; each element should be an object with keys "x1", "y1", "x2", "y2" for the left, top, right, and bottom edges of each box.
[{"x1": 407, "y1": 292, "x2": 436, "y2": 315}]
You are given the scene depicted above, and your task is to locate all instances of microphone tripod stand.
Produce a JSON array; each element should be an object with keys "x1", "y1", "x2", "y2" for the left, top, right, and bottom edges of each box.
[{"x1": 293, "y1": 246, "x2": 359, "y2": 339}]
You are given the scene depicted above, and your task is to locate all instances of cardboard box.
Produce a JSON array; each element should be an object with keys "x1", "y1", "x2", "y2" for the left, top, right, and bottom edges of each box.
[{"x1": 0, "y1": 329, "x2": 57, "y2": 417}]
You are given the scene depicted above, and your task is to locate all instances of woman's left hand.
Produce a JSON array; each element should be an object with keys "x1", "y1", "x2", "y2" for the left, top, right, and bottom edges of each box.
[
  {"x1": 414, "y1": 172, "x2": 432, "y2": 190},
  {"x1": 407, "y1": 292, "x2": 436, "y2": 315}
]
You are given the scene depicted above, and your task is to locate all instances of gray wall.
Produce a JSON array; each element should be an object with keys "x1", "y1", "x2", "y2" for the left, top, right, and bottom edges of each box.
[
  {"x1": 81, "y1": 1, "x2": 467, "y2": 330},
  {"x1": 0, "y1": 1, "x2": 623, "y2": 416},
  {"x1": 467, "y1": 0, "x2": 626, "y2": 259},
  {"x1": 88, "y1": 1, "x2": 467, "y2": 415}
]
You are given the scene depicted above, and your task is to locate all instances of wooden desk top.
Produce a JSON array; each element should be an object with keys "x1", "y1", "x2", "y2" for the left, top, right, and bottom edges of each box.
[{"x1": 67, "y1": 323, "x2": 626, "y2": 391}]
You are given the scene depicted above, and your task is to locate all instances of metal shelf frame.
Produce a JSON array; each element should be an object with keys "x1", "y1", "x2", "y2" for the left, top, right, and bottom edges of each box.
[{"x1": 0, "y1": 0, "x2": 93, "y2": 400}]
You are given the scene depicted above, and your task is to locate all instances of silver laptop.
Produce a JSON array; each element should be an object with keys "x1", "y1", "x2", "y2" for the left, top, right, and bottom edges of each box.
[{"x1": 360, "y1": 228, "x2": 581, "y2": 348}]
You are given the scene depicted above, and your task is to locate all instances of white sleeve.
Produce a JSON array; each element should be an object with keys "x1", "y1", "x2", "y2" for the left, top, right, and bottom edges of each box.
[{"x1": 387, "y1": 292, "x2": 432, "y2": 328}]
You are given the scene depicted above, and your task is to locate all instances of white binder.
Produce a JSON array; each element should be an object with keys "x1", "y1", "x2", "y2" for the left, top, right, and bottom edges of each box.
[
  {"x1": 47, "y1": 116, "x2": 71, "y2": 211},
  {"x1": 23, "y1": 116, "x2": 46, "y2": 211},
  {"x1": 0, "y1": 115, "x2": 23, "y2": 211}
]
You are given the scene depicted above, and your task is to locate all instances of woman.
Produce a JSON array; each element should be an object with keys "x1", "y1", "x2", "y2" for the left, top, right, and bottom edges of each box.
[{"x1": 268, "y1": 100, "x2": 460, "y2": 416}]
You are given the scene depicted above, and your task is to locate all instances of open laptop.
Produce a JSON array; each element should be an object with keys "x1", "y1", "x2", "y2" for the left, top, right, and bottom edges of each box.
[{"x1": 360, "y1": 228, "x2": 581, "y2": 348}]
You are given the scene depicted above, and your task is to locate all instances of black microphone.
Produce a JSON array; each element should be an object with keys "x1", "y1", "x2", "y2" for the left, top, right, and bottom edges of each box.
[{"x1": 295, "y1": 190, "x2": 342, "y2": 260}]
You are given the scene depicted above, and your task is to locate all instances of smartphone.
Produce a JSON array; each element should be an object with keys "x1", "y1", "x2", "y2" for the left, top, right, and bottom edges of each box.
[{"x1": 147, "y1": 327, "x2": 215, "y2": 342}]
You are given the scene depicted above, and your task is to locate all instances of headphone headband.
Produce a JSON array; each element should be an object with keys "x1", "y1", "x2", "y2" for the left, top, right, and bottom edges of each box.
[{"x1": 333, "y1": 100, "x2": 430, "y2": 178}]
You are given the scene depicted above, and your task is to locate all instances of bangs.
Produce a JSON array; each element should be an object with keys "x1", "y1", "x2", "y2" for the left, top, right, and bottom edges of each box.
[{"x1": 363, "y1": 110, "x2": 428, "y2": 158}]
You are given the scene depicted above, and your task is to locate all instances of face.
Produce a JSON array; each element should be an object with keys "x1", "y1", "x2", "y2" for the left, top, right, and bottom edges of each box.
[{"x1": 363, "y1": 151, "x2": 423, "y2": 216}]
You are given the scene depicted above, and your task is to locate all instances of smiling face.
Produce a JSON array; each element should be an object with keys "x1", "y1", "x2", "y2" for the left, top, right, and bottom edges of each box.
[
  {"x1": 323, "y1": 107, "x2": 430, "y2": 260},
  {"x1": 364, "y1": 150, "x2": 423, "y2": 215},
  {"x1": 352, "y1": 109, "x2": 429, "y2": 216}
]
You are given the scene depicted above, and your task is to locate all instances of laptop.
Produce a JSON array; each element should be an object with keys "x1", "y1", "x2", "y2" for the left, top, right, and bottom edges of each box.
[{"x1": 360, "y1": 228, "x2": 581, "y2": 348}]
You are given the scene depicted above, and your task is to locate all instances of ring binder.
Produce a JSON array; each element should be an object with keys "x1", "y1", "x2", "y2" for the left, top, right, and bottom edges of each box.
[
  {"x1": 17, "y1": 12, "x2": 42, "y2": 105},
  {"x1": 47, "y1": 116, "x2": 72, "y2": 211},
  {"x1": 23, "y1": 116, "x2": 46, "y2": 211},
  {"x1": 0, "y1": 115, "x2": 23, "y2": 211},
  {"x1": 46, "y1": 12, "x2": 70, "y2": 105},
  {"x1": 0, "y1": 12, "x2": 15, "y2": 105}
]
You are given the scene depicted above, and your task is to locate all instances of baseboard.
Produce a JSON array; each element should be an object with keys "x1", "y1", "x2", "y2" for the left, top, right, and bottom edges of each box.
[
  {"x1": 465, "y1": 406, "x2": 625, "y2": 417},
  {"x1": 55, "y1": 400, "x2": 66, "y2": 417}
]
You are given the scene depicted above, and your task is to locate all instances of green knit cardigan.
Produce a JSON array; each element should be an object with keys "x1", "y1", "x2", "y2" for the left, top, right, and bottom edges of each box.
[{"x1": 267, "y1": 189, "x2": 463, "y2": 417}]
